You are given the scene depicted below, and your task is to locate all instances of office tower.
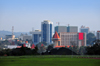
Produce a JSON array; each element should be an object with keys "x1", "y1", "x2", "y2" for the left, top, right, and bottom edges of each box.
[
  {"x1": 59, "y1": 32, "x2": 78, "y2": 46},
  {"x1": 58, "y1": 32, "x2": 86, "y2": 47},
  {"x1": 41, "y1": 20, "x2": 53, "y2": 44},
  {"x1": 80, "y1": 25, "x2": 89, "y2": 34},
  {"x1": 55, "y1": 25, "x2": 78, "y2": 33},
  {"x1": 55, "y1": 26, "x2": 67, "y2": 33},
  {"x1": 96, "y1": 31, "x2": 100, "y2": 40},
  {"x1": 67, "y1": 26, "x2": 78, "y2": 32},
  {"x1": 30, "y1": 30, "x2": 41, "y2": 45}
]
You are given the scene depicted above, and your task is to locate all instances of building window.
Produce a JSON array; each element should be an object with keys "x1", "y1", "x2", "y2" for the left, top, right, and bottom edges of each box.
[
  {"x1": 50, "y1": 24, "x2": 52, "y2": 43},
  {"x1": 34, "y1": 34, "x2": 38, "y2": 43},
  {"x1": 43, "y1": 23, "x2": 47, "y2": 42}
]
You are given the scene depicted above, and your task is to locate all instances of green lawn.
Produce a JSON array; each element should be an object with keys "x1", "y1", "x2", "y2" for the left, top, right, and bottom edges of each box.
[{"x1": 0, "y1": 55, "x2": 100, "y2": 66}]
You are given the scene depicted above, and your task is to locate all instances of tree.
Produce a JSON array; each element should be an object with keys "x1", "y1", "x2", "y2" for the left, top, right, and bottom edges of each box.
[
  {"x1": 68, "y1": 46, "x2": 79, "y2": 54},
  {"x1": 87, "y1": 33, "x2": 96, "y2": 45},
  {"x1": 46, "y1": 44, "x2": 53, "y2": 51},
  {"x1": 86, "y1": 40, "x2": 100, "y2": 55},
  {"x1": 38, "y1": 44, "x2": 46, "y2": 53},
  {"x1": 78, "y1": 46, "x2": 86, "y2": 55},
  {"x1": 93, "y1": 39, "x2": 100, "y2": 45},
  {"x1": 38, "y1": 41, "x2": 47, "y2": 45}
]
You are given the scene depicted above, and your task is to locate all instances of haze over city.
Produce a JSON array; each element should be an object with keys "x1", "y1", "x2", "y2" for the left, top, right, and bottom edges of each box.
[
  {"x1": 0, "y1": 0, "x2": 100, "y2": 32},
  {"x1": 0, "y1": 0, "x2": 100, "y2": 65}
]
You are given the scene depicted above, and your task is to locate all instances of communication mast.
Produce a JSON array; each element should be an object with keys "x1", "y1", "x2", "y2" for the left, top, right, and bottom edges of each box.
[
  {"x1": 68, "y1": 24, "x2": 70, "y2": 26},
  {"x1": 12, "y1": 26, "x2": 14, "y2": 39},
  {"x1": 32, "y1": 27, "x2": 34, "y2": 31},
  {"x1": 56, "y1": 22, "x2": 60, "y2": 26},
  {"x1": 12, "y1": 26, "x2": 14, "y2": 35}
]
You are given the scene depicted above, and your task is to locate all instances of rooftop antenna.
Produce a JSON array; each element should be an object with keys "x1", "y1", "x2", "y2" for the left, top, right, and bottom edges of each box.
[
  {"x1": 56, "y1": 22, "x2": 60, "y2": 26},
  {"x1": 68, "y1": 24, "x2": 69, "y2": 26},
  {"x1": 32, "y1": 27, "x2": 34, "y2": 31}
]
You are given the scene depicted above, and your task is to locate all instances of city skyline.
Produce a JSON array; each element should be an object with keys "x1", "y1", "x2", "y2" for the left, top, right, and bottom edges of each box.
[{"x1": 0, "y1": 0, "x2": 100, "y2": 32}]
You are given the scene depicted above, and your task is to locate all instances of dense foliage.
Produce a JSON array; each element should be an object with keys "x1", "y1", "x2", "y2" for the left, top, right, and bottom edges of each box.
[
  {"x1": 86, "y1": 39, "x2": 100, "y2": 55},
  {"x1": 87, "y1": 33, "x2": 96, "y2": 45},
  {"x1": 0, "y1": 45, "x2": 39, "y2": 56},
  {"x1": 0, "y1": 39, "x2": 100, "y2": 56}
]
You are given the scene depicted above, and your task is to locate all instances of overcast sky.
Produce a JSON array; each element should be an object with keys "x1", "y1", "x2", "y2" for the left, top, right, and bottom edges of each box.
[{"x1": 0, "y1": 0, "x2": 100, "y2": 32}]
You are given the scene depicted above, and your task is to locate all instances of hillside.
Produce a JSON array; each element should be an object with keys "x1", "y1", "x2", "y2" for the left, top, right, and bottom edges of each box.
[{"x1": 0, "y1": 30, "x2": 30, "y2": 39}]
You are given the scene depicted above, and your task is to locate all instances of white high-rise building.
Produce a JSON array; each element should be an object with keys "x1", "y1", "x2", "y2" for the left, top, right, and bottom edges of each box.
[
  {"x1": 30, "y1": 30, "x2": 41, "y2": 45},
  {"x1": 80, "y1": 26, "x2": 89, "y2": 34},
  {"x1": 41, "y1": 20, "x2": 53, "y2": 44}
]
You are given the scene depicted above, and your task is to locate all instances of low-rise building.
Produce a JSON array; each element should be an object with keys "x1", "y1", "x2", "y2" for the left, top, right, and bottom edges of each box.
[
  {"x1": 30, "y1": 30, "x2": 41, "y2": 45},
  {"x1": 5, "y1": 35, "x2": 15, "y2": 40},
  {"x1": 18, "y1": 34, "x2": 32, "y2": 41}
]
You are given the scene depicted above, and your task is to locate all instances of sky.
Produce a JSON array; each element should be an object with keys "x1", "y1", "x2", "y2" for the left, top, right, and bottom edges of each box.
[{"x1": 0, "y1": 0, "x2": 100, "y2": 32}]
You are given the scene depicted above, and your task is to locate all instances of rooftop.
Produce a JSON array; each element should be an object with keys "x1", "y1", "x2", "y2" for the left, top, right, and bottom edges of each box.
[{"x1": 53, "y1": 31, "x2": 60, "y2": 39}]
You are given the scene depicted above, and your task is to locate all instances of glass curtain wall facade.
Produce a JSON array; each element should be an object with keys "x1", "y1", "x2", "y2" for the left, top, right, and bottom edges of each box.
[
  {"x1": 81, "y1": 29, "x2": 89, "y2": 34},
  {"x1": 30, "y1": 30, "x2": 41, "y2": 45},
  {"x1": 55, "y1": 26, "x2": 67, "y2": 33},
  {"x1": 41, "y1": 20, "x2": 53, "y2": 44},
  {"x1": 34, "y1": 34, "x2": 38, "y2": 43},
  {"x1": 50, "y1": 24, "x2": 52, "y2": 43},
  {"x1": 55, "y1": 26, "x2": 78, "y2": 33},
  {"x1": 42, "y1": 23, "x2": 47, "y2": 42}
]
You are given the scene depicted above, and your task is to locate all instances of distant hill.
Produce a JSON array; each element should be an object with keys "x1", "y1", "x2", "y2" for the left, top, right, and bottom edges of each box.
[{"x1": 0, "y1": 30, "x2": 31, "y2": 39}]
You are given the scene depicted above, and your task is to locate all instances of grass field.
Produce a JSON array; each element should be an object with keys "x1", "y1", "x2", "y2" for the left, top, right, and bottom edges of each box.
[{"x1": 0, "y1": 55, "x2": 100, "y2": 66}]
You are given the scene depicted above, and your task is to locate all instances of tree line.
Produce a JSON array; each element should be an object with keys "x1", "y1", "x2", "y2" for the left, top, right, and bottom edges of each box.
[{"x1": 0, "y1": 39, "x2": 100, "y2": 56}]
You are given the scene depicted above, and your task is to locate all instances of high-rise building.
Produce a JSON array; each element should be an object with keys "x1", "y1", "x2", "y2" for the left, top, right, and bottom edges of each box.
[
  {"x1": 55, "y1": 26, "x2": 67, "y2": 33},
  {"x1": 67, "y1": 26, "x2": 78, "y2": 32},
  {"x1": 80, "y1": 26, "x2": 89, "y2": 34},
  {"x1": 41, "y1": 20, "x2": 53, "y2": 44},
  {"x1": 30, "y1": 30, "x2": 41, "y2": 45},
  {"x1": 55, "y1": 25, "x2": 78, "y2": 33},
  {"x1": 96, "y1": 31, "x2": 100, "y2": 40}
]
